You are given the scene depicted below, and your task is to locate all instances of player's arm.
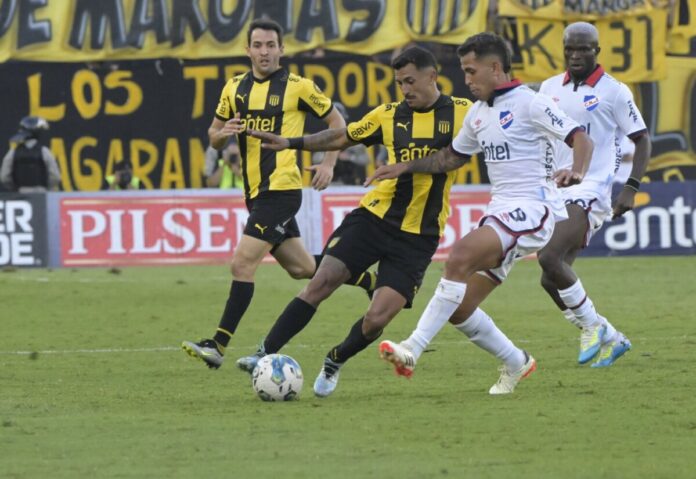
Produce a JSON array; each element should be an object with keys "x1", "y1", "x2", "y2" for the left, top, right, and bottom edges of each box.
[
  {"x1": 249, "y1": 124, "x2": 354, "y2": 152},
  {"x1": 209, "y1": 82, "x2": 243, "y2": 150},
  {"x1": 553, "y1": 129, "x2": 593, "y2": 187},
  {"x1": 365, "y1": 146, "x2": 469, "y2": 185},
  {"x1": 530, "y1": 94, "x2": 593, "y2": 187},
  {"x1": 309, "y1": 106, "x2": 348, "y2": 191},
  {"x1": 208, "y1": 115, "x2": 243, "y2": 150},
  {"x1": 611, "y1": 86, "x2": 652, "y2": 218},
  {"x1": 612, "y1": 132, "x2": 651, "y2": 218}
]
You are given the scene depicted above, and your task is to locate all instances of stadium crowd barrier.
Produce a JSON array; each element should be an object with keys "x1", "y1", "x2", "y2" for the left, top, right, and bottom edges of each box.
[{"x1": 1, "y1": 182, "x2": 695, "y2": 268}]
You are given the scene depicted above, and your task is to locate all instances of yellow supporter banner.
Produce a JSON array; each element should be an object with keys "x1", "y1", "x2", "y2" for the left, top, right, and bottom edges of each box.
[
  {"x1": 668, "y1": 0, "x2": 696, "y2": 55},
  {"x1": 0, "y1": 0, "x2": 488, "y2": 62},
  {"x1": 498, "y1": 0, "x2": 656, "y2": 19},
  {"x1": 640, "y1": 55, "x2": 696, "y2": 181},
  {"x1": 499, "y1": 9, "x2": 668, "y2": 82}
]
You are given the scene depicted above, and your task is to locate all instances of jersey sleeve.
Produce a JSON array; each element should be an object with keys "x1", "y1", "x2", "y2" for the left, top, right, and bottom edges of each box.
[
  {"x1": 214, "y1": 80, "x2": 237, "y2": 121},
  {"x1": 297, "y1": 78, "x2": 333, "y2": 119},
  {"x1": 612, "y1": 84, "x2": 648, "y2": 139},
  {"x1": 450, "y1": 108, "x2": 480, "y2": 156},
  {"x1": 530, "y1": 93, "x2": 583, "y2": 146},
  {"x1": 346, "y1": 105, "x2": 385, "y2": 146}
]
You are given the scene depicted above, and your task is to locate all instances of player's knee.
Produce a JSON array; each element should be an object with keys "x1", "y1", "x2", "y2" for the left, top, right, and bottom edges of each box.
[
  {"x1": 300, "y1": 272, "x2": 339, "y2": 303},
  {"x1": 537, "y1": 249, "x2": 561, "y2": 273},
  {"x1": 443, "y1": 250, "x2": 477, "y2": 281},
  {"x1": 285, "y1": 263, "x2": 313, "y2": 280},
  {"x1": 230, "y1": 254, "x2": 257, "y2": 279}
]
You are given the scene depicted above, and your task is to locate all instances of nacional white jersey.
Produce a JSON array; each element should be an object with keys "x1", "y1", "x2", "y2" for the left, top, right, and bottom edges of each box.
[
  {"x1": 540, "y1": 66, "x2": 647, "y2": 186},
  {"x1": 451, "y1": 81, "x2": 582, "y2": 217}
]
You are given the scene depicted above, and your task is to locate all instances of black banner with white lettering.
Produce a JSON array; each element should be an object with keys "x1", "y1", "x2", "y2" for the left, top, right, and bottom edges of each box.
[
  {"x1": 0, "y1": 193, "x2": 48, "y2": 267},
  {"x1": 0, "y1": 55, "x2": 488, "y2": 191}
]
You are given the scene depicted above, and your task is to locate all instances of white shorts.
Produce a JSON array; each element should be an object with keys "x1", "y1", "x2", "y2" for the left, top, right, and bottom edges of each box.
[
  {"x1": 476, "y1": 201, "x2": 556, "y2": 283},
  {"x1": 560, "y1": 182, "x2": 612, "y2": 247}
]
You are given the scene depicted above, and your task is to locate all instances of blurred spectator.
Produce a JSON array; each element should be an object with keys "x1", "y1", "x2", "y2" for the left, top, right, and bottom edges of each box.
[
  {"x1": 1, "y1": 116, "x2": 60, "y2": 192},
  {"x1": 106, "y1": 160, "x2": 140, "y2": 190},
  {"x1": 374, "y1": 144, "x2": 389, "y2": 168},
  {"x1": 312, "y1": 102, "x2": 369, "y2": 185},
  {"x1": 205, "y1": 140, "x2": 243, "y2": 189}
]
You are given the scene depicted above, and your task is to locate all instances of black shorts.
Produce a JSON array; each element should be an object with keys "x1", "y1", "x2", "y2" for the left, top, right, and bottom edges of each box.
[
  {"x1": 244, "y1": 190, "x2": 302, "y2": 246},
  {"x1": 324, "y1": 208, "x2": 439, "y2": 308}
]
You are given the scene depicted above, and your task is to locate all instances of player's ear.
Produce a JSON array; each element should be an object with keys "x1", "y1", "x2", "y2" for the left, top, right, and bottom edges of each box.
[
  {"x1": 279, "y1": 43, "x2": 285, "y2": 55},
  {"x1": 595, "y1": 46, "x2": 601, "y2": 55}
]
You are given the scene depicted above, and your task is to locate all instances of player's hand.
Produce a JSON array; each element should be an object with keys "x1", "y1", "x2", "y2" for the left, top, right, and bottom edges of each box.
[
  {"x1": 553, "y1": 169, "x2": 583, "y2": 187},
  {"x1": 218, "y1": 113, "x2": 243, "y2": 138},
  {"x1": 364, "y1": 163, "x2": 408, "y2": 186},
  {"x1": 611, "y1": 187, "x2": 636, "y2": 219},
  {"x1": 247, "y1": 130, "x2": 289, "y2": 150},
  {"x1": 307, "y1": 163, "x2": 334, "y2": 191}
]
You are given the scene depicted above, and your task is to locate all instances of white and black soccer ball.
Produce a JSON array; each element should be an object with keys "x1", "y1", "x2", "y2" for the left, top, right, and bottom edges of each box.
[{"x1": 252, "y1": 354, "x2": 304, "y2": 401}]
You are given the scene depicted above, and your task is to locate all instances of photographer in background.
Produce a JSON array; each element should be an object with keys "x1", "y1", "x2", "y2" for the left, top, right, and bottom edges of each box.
[
  {"x1": 1, "y1": 116, "x2": 60, "y2": 192},
  {"x1": 205, "y1": 139, "x2": 243, "y2": 189},
  {"x1": 106, "y1": 160, "x2": 140, "y2": 190},
  {"x1": 311, "y1": 102, "x2": 369, "y2": 185}
]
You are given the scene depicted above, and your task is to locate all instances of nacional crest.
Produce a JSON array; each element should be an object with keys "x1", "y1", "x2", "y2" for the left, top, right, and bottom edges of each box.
[
  {"x1": 499, "y1": 111, "x2": 514, "y2": 129},
  {"x1": 583, "y1": 95, "x2": 599, "y2": 111}
]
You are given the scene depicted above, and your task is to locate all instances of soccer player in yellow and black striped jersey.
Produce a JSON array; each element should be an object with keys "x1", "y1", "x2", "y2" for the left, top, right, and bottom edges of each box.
[
  {"x1": 182, "y1": 19, "x2": 376, "y2": 370},
  {"x1": 237, "y1": 46, "x2": 472, "y2": 397}
]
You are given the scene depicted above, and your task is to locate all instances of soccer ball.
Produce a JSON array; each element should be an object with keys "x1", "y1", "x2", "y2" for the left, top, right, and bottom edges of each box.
[{"x1": 252, "y1": 354, "x2": 304, "y2": 401}]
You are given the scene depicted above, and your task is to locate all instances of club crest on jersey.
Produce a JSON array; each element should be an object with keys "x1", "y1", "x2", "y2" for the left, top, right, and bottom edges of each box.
[
  {"x1": 268, "y1": 95, "x2": 280, "y2": 107},
  {"x1": 499, "y1": 111, "x2": 513, "y2": 129},
  {"x1": 583, "y1": 95, "x2": 599, "y2": 111}
]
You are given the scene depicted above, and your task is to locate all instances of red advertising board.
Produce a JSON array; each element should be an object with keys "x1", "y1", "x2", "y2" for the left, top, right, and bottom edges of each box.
[
  {"x1": 321, "y1": 190, "x2": 492, "y2": 261},
  {"x1": 60, "y1": 195, "x2": 248, "y2": 266}
]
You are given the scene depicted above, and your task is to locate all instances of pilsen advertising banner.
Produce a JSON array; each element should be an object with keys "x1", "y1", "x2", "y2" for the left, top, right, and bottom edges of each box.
[
  {"x1": 0, "y1": 0, "x2": 488, "y2": 62},
  {"x1": 0, "y1": 54, "x2": 488, "y2": 192},
  {"x1": 4, "y1": 182, "x2": 693, "y2": 268}
]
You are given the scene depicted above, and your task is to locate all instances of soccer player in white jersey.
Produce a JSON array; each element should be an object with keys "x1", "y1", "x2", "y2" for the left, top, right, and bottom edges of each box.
[
  {"x1": 537, "y1": 22, "x2": 651, "y2": 367},
  {"x1": 366, "y1": 32, "x2": 594, "y2": 394}
]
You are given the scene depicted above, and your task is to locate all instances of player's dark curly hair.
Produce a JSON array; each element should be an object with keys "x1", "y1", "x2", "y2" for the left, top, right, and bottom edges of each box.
[
  {"x1": 247, "y1": 18, "x2": 284, "y2": 46},
  {"x1": 457, "y1": 33, "x2": 512, "y2": 73},
  {"x1": 392, "y1": 46, "x2": 438, "y2": 71}
]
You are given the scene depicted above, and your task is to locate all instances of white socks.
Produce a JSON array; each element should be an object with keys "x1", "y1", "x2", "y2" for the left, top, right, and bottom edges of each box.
[
  {"x1": 454, "y1": 308, "x2": 526, "y2": 371},
  {"x1": 562, "y1": 309, "x2": 583, "y2": 329},
  {"x1": 559, "y1": 281, "x2": 619, "y2": 344},
  {"x1": 402, "y1": 278, "x2": 467, "y2": 359},
  {"x1": 558, "y1": 280, "x2": 600, "y2": 329}
]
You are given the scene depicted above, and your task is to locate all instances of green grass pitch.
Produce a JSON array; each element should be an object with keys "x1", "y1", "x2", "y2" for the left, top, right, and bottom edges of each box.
[{"x1": 1, "y1": 256, "x2": 695, "y2": 478}]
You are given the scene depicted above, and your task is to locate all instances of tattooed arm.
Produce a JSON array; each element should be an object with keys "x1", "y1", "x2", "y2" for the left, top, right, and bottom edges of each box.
[
  {"x1": 365, "y1": 146, "x2": 470, "y2": 185},
  {"x1": 249, "y1": 127, "x2": 355, "y2": 152}
]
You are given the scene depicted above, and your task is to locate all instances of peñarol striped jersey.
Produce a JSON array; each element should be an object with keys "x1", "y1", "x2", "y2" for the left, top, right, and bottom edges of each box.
[
  {"x1": 215, "y1": 68, "x2": 333, "y2": 199},
  {"x1": 347, "y1": 95, "x2": 471, "y2": 237}
]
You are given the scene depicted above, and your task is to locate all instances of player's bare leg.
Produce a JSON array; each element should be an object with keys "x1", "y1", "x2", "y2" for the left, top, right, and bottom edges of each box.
[{"x1": 272, "y1": 237, "x2": 317, "y2": 279}]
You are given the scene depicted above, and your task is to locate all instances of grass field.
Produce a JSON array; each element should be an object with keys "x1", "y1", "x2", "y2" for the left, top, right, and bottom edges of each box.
[{"x1": 1, "y1": 256, "x2": 695, "y2": 478}]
